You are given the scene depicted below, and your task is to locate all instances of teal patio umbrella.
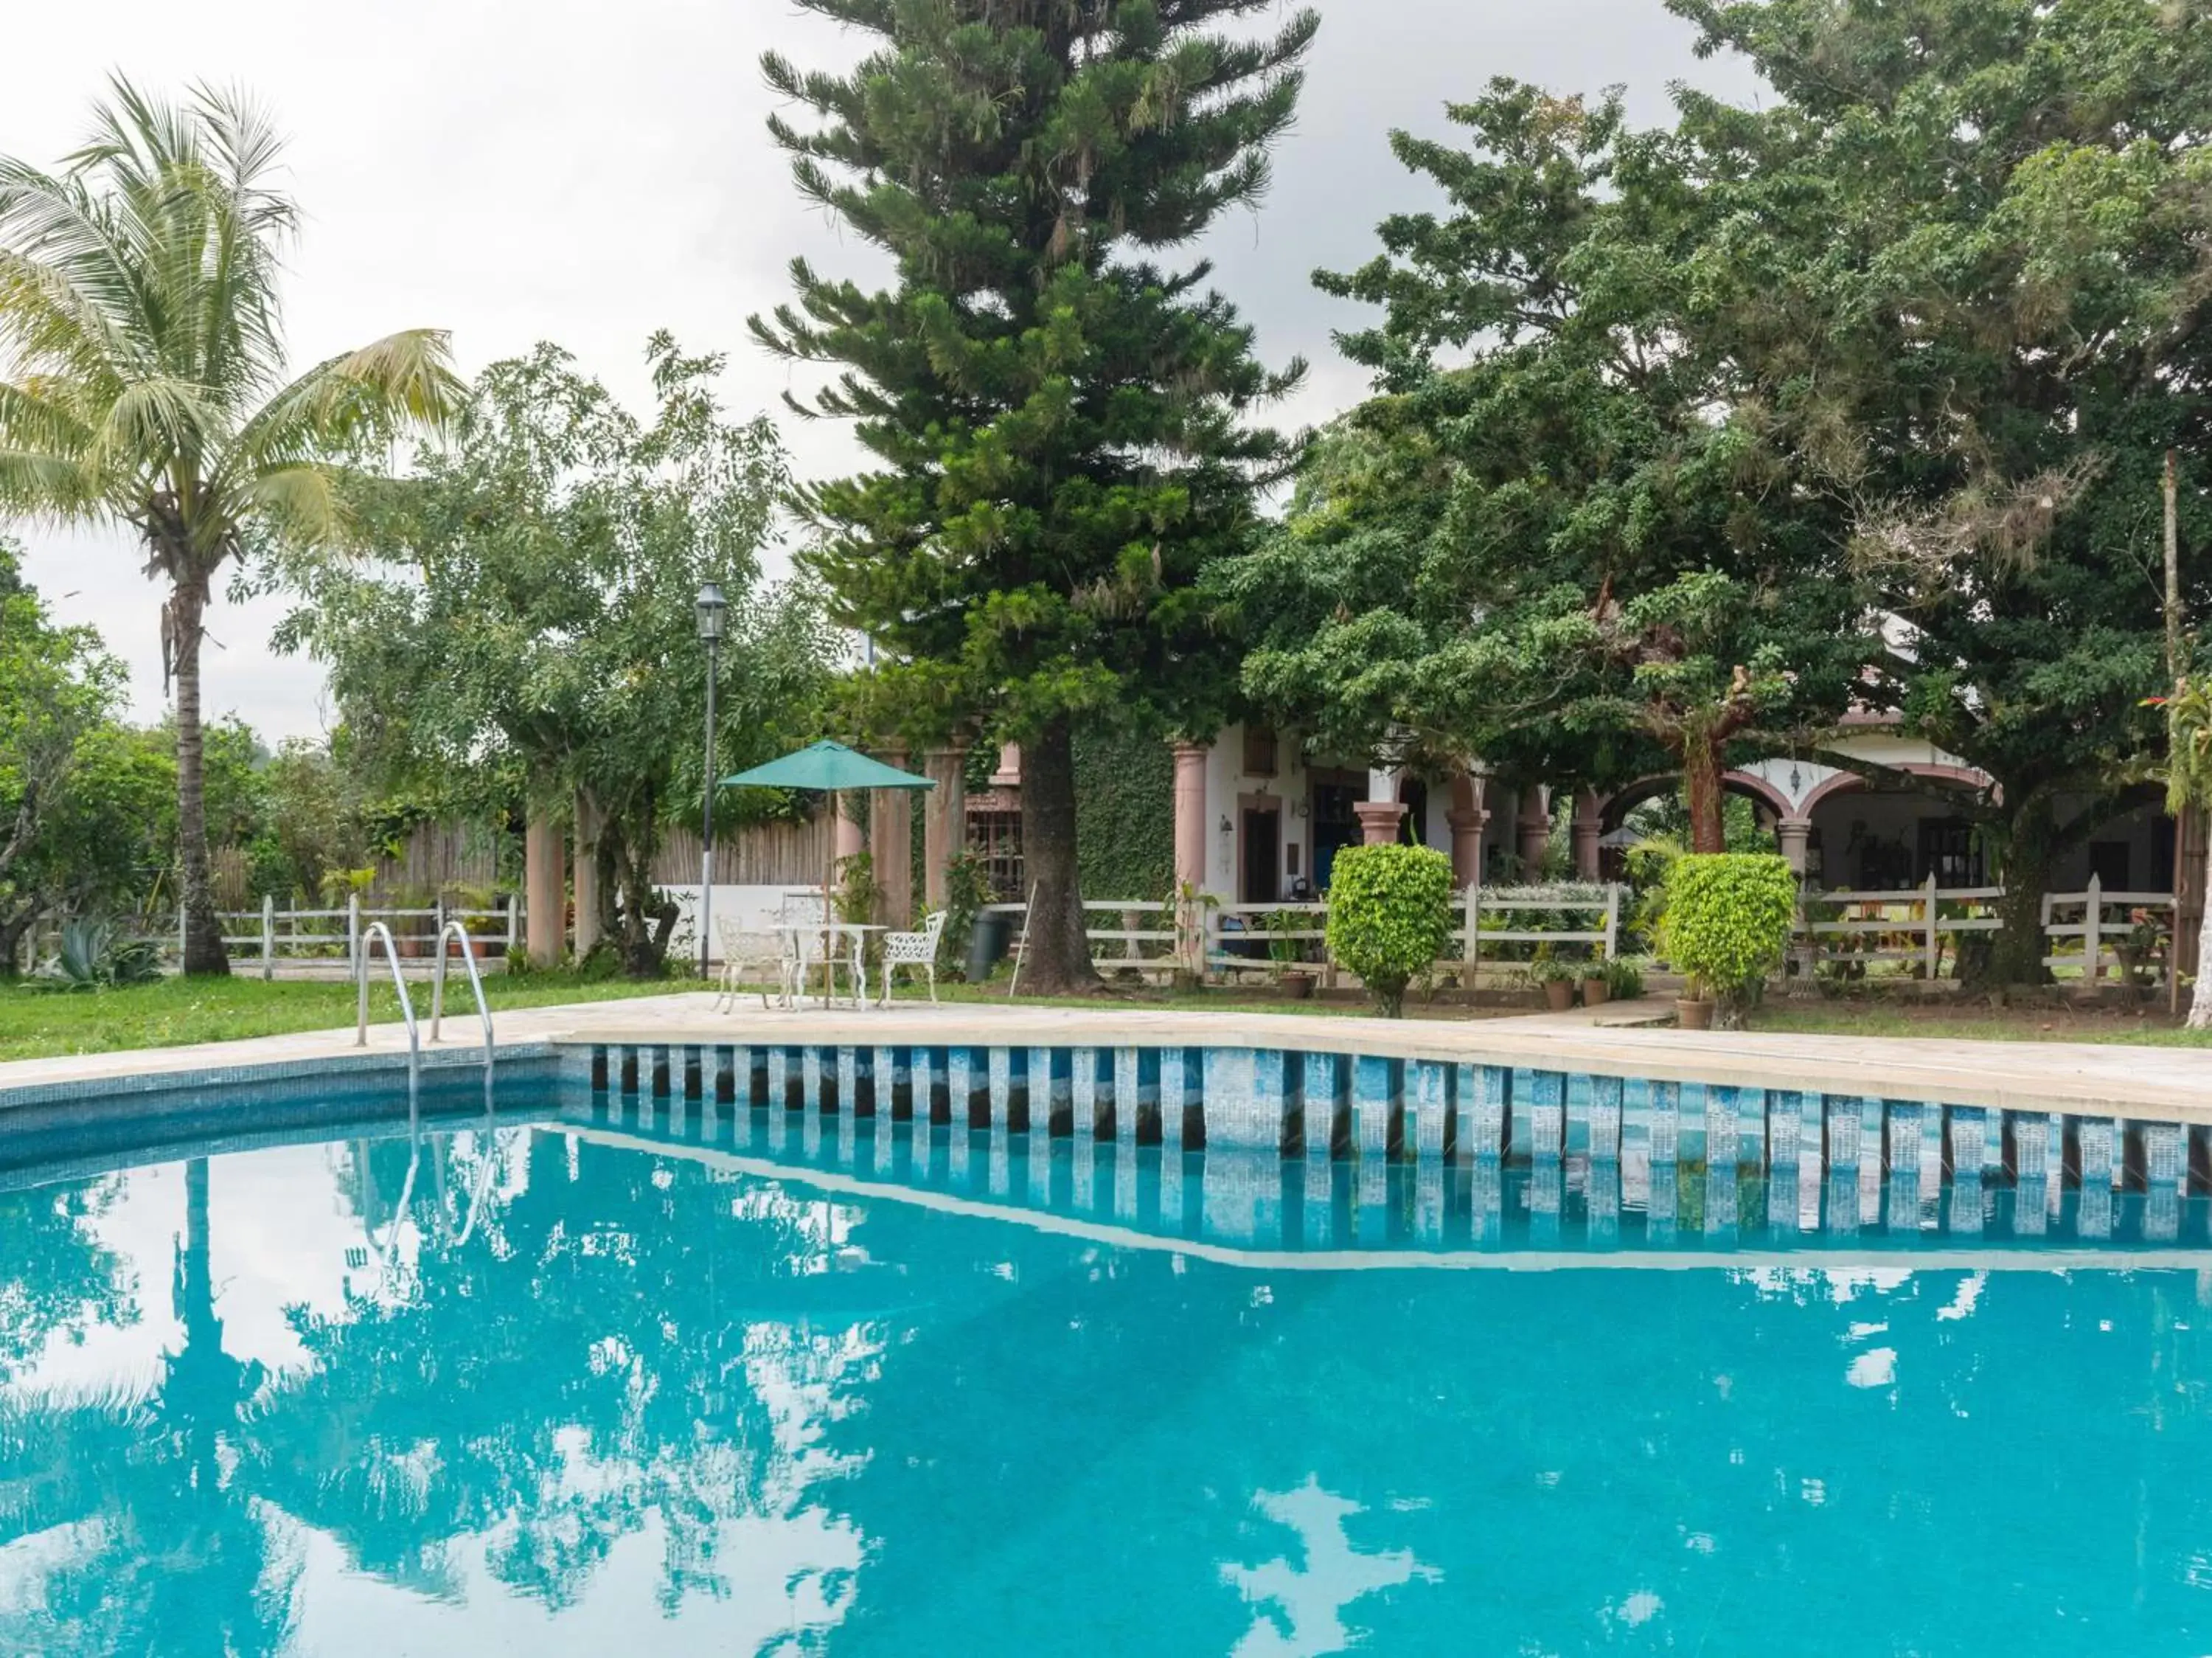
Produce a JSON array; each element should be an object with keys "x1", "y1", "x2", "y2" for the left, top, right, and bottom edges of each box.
[{"x1": 720, "y1": 741, "x2": 936, "y2": 998}]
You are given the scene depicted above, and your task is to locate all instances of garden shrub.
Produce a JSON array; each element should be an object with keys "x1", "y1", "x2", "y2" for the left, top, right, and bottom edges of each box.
[
  {"x1": 1661, "y1": 853, "x2": 1797, "y2": 1027},
  {"x1": 1324, "y1": 844, "x2": 1454, "y2": 1017}
]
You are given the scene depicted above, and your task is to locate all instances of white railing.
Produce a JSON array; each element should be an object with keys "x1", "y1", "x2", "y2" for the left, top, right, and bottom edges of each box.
[
  {"x1": 206, "y1": 895, "x2": 518, "y2": 979},
  {"x1": 1453, "y1": 885, "x2": 1621, "y2": 971},
  {"x1": 990, "y1": 885, "x2": 1629, "y2": 982},
  {"x1": 1796, "y1": 876, "x2": 2175, "y2": 985},
  {"x1": 2042, "y1": 878, "x2": 2176, "y2": 984},
  {"x1": 981, "y1": 878, "x2": 2175, "y2": 988},
  {"x1": 1797, "y1": 878, "x2": 2002, "y2": 978}
]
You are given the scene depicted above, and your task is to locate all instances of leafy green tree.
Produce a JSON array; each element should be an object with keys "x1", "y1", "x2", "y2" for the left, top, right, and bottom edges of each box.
[
  {"x1": 0, "y1": 537, "x2": 156, "y2": 971},
  {"x1": 0, "y1": 78, "x2": 456, "y2": 974},
  {"x1": 276, "y1": 339, "x2": 835, "y2": 976},
  {"x1": 1662, "y1": 0, "x2": 2212, "y2": 981},
  {"x1": 751, "y1": 0, "x2": 1318, "y2": 993},
  {"x1": 1212, "y1": 83, "x2": 1864, "y2": 852}
]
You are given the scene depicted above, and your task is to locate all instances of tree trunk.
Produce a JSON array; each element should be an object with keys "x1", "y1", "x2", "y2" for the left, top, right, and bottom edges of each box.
[
  {"x1": 0, "y1": 910, "x2": 30, "y2": 979},
  {"x1": 1682, "y1": 732, "x2": 1726, "y2": 854},
  {"x1": 1015, "y1": 715, "x2": 1098, "y2": 996},
  {"x1": 1988, "y1": 797, "x2": 2058, "y2": 988},
  {"x1": 172, "y1": 579, "x2": 230, "y2": 977},
  {"x1": 2190, "y1": 825, "x2": 2212, "y2": 1028}
]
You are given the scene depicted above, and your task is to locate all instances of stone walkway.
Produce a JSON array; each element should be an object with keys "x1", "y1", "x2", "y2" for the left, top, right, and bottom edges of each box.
[{"x1": 4, "y1": 991, "x2": 2211, "y2": 1122}]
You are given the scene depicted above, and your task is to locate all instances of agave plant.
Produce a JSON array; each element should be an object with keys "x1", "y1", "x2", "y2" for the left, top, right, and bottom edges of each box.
[{"x1": 43, "y1": 918, "x2": 163, "y2": 990}]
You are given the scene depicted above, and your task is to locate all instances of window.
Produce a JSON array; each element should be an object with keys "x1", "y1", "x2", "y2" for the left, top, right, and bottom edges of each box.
[
  {"x1": 1916, "y1": 819, "x2": 1984, "y2": 887},
  {"x1": 968, "y1": 811, "x2": 1025, "y2": 901},
  {"x1": 2088, "y1": 840, "x2": 2132, "y2": 892},
  {"x1": 1242, "y1": 724, "x2": 1279, "y2": 777}
]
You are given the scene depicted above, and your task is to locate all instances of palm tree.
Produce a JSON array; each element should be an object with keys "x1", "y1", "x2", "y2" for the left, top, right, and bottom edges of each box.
[{"x1": 0, "y1": 78, "x2": 455, "y2": 972}]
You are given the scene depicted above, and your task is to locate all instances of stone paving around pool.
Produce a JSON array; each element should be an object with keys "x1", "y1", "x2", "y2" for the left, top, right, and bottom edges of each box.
[{"x1": 1, "y1": 992, "x2": 2210, "y2": 1125}]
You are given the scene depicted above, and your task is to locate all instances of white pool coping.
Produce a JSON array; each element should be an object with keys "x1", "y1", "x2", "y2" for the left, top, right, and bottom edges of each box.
[{"x1": 3, "y1": 992, "x2": 2211, "y2": 1124}]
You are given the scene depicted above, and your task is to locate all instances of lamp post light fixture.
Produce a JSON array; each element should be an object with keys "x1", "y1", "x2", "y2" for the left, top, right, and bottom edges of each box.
[{"x1": 695, "y1": 581, "x2": 728, "y2": 981}]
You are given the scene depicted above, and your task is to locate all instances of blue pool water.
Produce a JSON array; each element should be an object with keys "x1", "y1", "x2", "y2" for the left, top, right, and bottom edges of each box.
[{"x1": 5, "y1": 1069, "x2": 2212, "y2": 1654}]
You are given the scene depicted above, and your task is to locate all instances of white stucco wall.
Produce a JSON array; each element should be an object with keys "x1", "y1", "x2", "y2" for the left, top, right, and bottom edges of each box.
[{"x1": 1200, "y1": 724, "x2": 1313, "y2": 901}]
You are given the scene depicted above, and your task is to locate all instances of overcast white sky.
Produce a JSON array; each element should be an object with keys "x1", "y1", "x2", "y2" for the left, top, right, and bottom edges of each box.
[{"x1": 2, "y1": 1, "x2": 1755, "y2": 742}]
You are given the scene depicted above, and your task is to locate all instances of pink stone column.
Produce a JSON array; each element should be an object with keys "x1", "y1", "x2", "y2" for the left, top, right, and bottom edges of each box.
[
  {"x1": 1516, "y1": 786, "x2": 1553, "y2": 876},
  {"x1": 1777, "y1": 817, "x2": 1812, "y2": 875},
  {"x1": 871, "y1": 747, "x2": 914, "y2": 926},
  {"x1": 922, "y1": 745, "x2": 969, "y2": 909},
  {"x1": 1354, "y1": 801, "x2": 1408, "y2": 845},
  {"x1": 1571, "y1": 788, "x2": 1604, "y2": 881},
  {"x1": 524, "y1": 797, "x2": 565, "y2": 968},
  {"x1": 1173, "y1": 741, "x2": 1210, "y2": 892},
  {"x1": 1447, "y1": 809, "x2": 1490, "y2": 887},
  {"x1": 834, "y1": 804, "x2": 866, "y2": 870}
]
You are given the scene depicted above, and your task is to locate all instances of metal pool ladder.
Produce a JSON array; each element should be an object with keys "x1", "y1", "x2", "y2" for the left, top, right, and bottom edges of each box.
[{"x1": 354, "y1": 920, "x2": 497, "y2": 1090}]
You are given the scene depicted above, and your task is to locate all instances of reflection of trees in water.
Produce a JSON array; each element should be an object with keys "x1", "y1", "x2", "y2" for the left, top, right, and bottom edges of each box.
[
  {"x1": 11, "y1": 1134, "x2": 2212, "y2": 1652},
  {"x1": 1, "y1": 1158, "x2": 297, "y2": 1658},
  {"x1": 242, "y1": 1128, "x2": 882, "y2": 1617},
  {"x1": 0, "y1": 1176, "x2": 138, "y2": 1385}
]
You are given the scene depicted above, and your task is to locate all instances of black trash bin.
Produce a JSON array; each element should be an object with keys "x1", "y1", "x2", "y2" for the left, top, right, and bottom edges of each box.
[{"x1": 967, "y1": 909, "x2": 1013, "y2": 981}]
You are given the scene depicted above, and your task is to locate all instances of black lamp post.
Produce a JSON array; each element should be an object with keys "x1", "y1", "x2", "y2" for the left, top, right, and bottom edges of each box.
[{"x1": 695, "y1": 580, "x2": 728, "y2": 980}]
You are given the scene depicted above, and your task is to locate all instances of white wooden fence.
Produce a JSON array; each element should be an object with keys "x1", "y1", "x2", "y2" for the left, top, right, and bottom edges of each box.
[
  {"x1": 990, "y1": 885, "x2": 1628, "y2": 984},
  {"x1": 205, "y1": 895, "x2": 518, "y2": 979},
  {"x1": 1795, "y1": 875, "x2": 2177, "y2": 984},
  {"x1": 2041, "y1": 878, "x2": 2177, "y2": 983}
]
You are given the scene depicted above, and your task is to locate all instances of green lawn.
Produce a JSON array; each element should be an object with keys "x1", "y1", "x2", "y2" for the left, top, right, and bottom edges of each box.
[
  {"x1": 0, "y1": 970, "x2": 1499, "y2": 1064},
  {"x1": 0, "y1": 973, "x2": 684, "y2": 1063},
  {"x1": 1750, "y1": 1002, "x2": 2212, "y2": 1047}
]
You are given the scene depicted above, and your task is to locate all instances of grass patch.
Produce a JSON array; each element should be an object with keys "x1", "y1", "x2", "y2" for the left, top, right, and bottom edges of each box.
[
  {"x1": 1751, "y1": 1000, "x2": 2212, "y2": 1047},
  {"x1": 0, "y1": 972, "x2": 684, "y2": 1063}
]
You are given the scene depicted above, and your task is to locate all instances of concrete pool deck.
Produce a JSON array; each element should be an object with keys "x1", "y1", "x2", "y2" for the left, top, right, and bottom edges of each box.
[{"x1": 1, "y1": 991, "x2": 2210, "y2": 1124}]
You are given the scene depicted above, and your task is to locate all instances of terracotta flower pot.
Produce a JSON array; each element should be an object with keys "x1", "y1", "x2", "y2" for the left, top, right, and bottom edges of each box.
[
  {"x1": 1582, "y1": 979, "x2": 1610, "y2": 1007},
  {"x1": 1676, "y1": 996, "x2": 1716, "y2": 1030},
  {"x1": 1544, "y1": 980, "x2": 1576, "y2": 1012},
  {"x1": 1281, "y1": 972, "x2": 1316, "y2": 1002}
]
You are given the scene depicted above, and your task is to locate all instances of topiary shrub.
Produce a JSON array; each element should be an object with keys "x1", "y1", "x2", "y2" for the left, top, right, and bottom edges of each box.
[
  {"x1": 1661, "y1": 853, "x2": 1798, "y2": 1028},
  {"x1": 1324, "y1": 844, "x2": 1454, "y2": 1018}
]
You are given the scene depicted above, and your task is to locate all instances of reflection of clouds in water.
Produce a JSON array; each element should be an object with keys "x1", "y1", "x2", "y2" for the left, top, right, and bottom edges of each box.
[
  {"x1": 1222, "y1": 1477, "x2": 1435, "y2": 1657},
  {"x1": 1935, "y1": 1272, "x2": 1986, "y2": 1322},
  {"x1": 1601, "y1": 1588, "x2": 1665, "y2": 1633},
  {"x1": 1846, "y1": 1347, "x2": 1898, "y2": 1390}
]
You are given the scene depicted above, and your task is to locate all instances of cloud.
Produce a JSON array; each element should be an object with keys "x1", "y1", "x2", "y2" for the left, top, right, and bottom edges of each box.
[{"x1": 2, "y1": 0, "x2": 1755, "y2": 740}]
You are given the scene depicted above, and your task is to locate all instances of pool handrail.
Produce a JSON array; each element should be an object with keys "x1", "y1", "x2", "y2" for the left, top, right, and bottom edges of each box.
[
  {"x1": 354, "y1": 921, "x2": 421, "y2": 1067},
  {"x1": 428, "y1": 919, "x2": 496, "y2": 1064}
]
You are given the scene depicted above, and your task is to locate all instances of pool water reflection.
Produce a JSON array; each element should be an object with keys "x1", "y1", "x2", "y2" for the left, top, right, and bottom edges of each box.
[{"x1": 4, "y1": 1111, "x2": 2212, "y2": 1655}]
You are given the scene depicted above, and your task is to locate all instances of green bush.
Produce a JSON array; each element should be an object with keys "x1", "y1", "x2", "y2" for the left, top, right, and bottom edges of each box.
[
  {"x1": 1661, "y1": 853, "x2": 1797, "y2": 1025},
  {"x1": 1324, "y1": 844, "x2": 1454, "y2": 1017}
]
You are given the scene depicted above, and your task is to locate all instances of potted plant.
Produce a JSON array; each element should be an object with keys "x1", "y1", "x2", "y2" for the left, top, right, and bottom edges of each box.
[
  {"x1": 1600, "y1": 955, "x2": 1647, "y2": 1003},
  {"x1": 389, "y1": 883, "x2": 435, "y2": 957},
  {"x1": 1531, "y1": 954, "x2": 1580, "y2": 1012},
  {"x1": 1659, "y1": 854, "x2": 1798, "y2": 1030},
  {"x1": 1167, "y1": 878, "x2": 1220, "y2": 992},
  {"x1": 1581, "y1": 960, "x2": 1611, "y2": 1007},
  {"x1": 1263, "y1": 908, "x2": 1316, "y2": 999}
]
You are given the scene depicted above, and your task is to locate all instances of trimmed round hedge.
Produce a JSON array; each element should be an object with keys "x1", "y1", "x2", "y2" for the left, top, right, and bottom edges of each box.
[
  {"x1": 1662, "y1": 853, "x2": 1797, "y2": 1025},
  {"x1": 1324, "y1": 843, "x2": 1454, "y2": 1018}
]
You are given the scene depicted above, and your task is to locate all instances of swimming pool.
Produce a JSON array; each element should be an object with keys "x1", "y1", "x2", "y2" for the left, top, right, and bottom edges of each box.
[{"x1": 4, "y1": 1055, "x2": 2212, "y2": 1653}]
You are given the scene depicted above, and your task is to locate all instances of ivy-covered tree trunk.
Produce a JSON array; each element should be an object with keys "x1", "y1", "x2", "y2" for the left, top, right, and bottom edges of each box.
[
  {"x1": 1989, "y1": 796, "x2": 2059, "y2": 989},
  {"x1": 1018, "y1": 716, "x2": 1097, "y2": 996},
  {"x1": 1680, "y1": 732, "x2": 1727, "y2": 856}
]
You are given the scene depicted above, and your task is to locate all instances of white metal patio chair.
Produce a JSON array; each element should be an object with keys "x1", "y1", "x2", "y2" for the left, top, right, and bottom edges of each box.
[
  {"x1": 714, "y1": 917, "x2": 796, "y2": 1011},
  {"x1": 879, "y1": 909, "x2": 949, "y2": 1005},
  {"x1": 779, "y1": 892, "x2": 839, "y2": 1006}
]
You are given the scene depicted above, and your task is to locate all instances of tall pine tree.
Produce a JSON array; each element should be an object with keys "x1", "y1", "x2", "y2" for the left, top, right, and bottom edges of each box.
[{"x1": 752, "y1": 0, "x2": 1317, "y2": 993}]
